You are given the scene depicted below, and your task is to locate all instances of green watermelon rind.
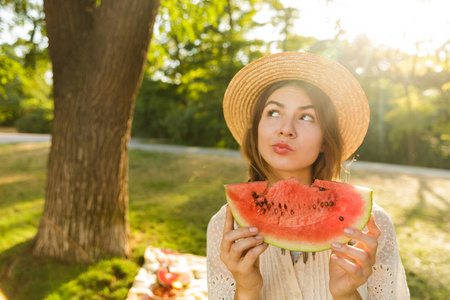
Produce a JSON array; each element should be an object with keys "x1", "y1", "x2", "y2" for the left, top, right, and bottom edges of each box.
[{"x1": 226, "y1": 183, "x2": 373, "y2": 252}]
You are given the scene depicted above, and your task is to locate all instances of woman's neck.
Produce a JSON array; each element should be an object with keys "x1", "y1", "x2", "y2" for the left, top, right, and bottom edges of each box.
[{"x1": 267, "y1": 169, "x2": 313, "y2": 186}]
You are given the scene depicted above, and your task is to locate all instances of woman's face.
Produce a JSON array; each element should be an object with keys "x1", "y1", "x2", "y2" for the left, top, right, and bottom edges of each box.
[{"x1": 257, "y1": 85, "x2": 324, "y2": 184}]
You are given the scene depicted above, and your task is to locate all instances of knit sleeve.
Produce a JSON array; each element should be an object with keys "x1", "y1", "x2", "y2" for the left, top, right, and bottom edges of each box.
[
  {"x1": 206, "y1": 205, "x2": 236, "y2": 300},
  {"x1": 367, "y1": 204, "x2": 410, "y2": 299}
]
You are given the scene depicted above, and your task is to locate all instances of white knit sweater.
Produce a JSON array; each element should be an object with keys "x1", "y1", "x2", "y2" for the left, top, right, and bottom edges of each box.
[{"x1": 207, "y1": 202, "x2": 410, "y2": 299}]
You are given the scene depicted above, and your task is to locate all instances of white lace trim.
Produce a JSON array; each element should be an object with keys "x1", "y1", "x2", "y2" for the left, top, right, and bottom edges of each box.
[{"x1": 207, "y1": 202, "x2": 410, "y2": 299}]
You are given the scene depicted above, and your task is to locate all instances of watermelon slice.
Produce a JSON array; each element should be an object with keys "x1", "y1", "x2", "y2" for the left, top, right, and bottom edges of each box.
[
  {"x1": 156, "y1": 267, "x2": 181, "y2": 287},
  {"x1": 225, "y1": 178, "x2": 373, "y2": 252},
  {"x1": 178, "y1": 271, "x2": 192, "y2": 287}
]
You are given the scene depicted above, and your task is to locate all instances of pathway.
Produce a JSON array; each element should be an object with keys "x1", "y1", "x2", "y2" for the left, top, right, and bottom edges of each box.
[{"x1": 1, "y1": 132, "x2": 449, "y2": 179}]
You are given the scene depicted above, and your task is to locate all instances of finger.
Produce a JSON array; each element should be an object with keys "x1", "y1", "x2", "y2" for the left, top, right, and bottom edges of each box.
[
  {"x1": 331, "y1": 244, "x2": 372, "y2": 271},
  {"x1": 221, "y1": 226, "x2": 260, "y2": 254},
  {"x1": 228, "y1": 235, "x2": 265, "y2": 261},
  {"x1": 366, "y1": 214, "x2": 381, "y2": 239},
  {"x1": 220, "y1": 206, "x2": 236, "y2": 256},
  {"x1": 330, "y1": 254, "x2": 364, "y2": 282},
  {"x1": 224, "y1": 226, "x2": 260, "y2": 244},
  {"x1": 331, "y1": 253, "x2": 358, "y2": 273},
  {"x1": 343, "y1": 227, "x2": 378, "y2": 250},
  {"x1": 240, "y1": 243, "x2": 269, "y2": 271},
  {"x1": 331, "y1": 243, "x2": 368, "y2": 262},
  {"x1": 224, "y1": 205, "x2": 234, "y2": 233}
]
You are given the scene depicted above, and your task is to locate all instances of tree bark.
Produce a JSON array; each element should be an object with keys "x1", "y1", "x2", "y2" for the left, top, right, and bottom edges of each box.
[{"x1": 33, "y1": 0, "x2": 160, "y2": 263}]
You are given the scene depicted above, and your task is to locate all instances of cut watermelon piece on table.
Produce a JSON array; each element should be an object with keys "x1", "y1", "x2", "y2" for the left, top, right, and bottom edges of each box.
[
  {"x1": 225, "y1": 178, "x2": 373, "y2": 252},
  {"x1": 156, "y1": 267, "x2": 181, "y2": 287}
]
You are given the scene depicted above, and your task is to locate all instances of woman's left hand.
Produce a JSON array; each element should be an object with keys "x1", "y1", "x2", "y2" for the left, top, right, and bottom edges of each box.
[{"x1": 328, "y1": 214, "x2": 381, "y2": 300}]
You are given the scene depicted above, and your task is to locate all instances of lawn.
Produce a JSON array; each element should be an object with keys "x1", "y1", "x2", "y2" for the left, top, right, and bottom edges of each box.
[{"x1": 0, "y1": 143, "x2": 448, "y2": 299}]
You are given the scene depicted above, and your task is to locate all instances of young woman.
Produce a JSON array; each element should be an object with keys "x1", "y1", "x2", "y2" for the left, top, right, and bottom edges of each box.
[{"x1": 207, "y1": 52, "x2": 410, "y2": 299}]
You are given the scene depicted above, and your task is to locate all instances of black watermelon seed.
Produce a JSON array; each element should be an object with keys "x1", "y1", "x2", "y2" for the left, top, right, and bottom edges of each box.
[
  {"x1": 320, "y1": 202, "x2": 324, "y2": 207},
  {"x1": 330, "y1": 201, "x2": 334, "y2": 206},
  {"x1": 319, "y1": 187, "x2": 326, "y2": 191},
  {"x1": 259, "y1": 201, "x2": 264, "y2": 206},
  {"x1": 262, "y1": 208, "x2": 266, "y2": 214},
  {"x1": 264, "y1": 198, "x2": 268, "y2": 205},
  {"x1": 267, "y1": 204, "x2": 271, "y2": 209},
  {"x1": 291, "y1": 210, "x2": 294, "y2": 215},
  {"x1": 284, "y1": 204, "x2": 287, "y2": 210},
  {"x1": 255, "y1": 201, "x2": 259, "y2": 206},
  {"x1": 339, "y1": 216, "x2": 344, "y2": 221},
  {"x1": 281, "y1": 212, "x2": 284, "y2": 216},
  {"x1": 278, "y1": 203, "x2": 282, "y2": 209},
  {"x1": 252, "y1": 192, "x2": 258, "y2": 198}
]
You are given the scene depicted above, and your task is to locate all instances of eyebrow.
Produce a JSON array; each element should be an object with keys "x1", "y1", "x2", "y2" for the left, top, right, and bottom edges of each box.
[{"x1": 265, "y1": 100, "x2": 315, "y2": 111}]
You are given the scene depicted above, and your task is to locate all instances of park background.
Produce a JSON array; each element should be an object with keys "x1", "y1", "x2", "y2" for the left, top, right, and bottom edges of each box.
[{"x1": 0, "y1": 0, "x2": 449, "y2": 299}]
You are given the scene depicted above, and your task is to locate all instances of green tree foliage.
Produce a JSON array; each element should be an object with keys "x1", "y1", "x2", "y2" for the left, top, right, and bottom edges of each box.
[
  {"x1": 334, "y1": 39, "x2": 450, "y2": 168},
  {"x1": 133, "y1": 0, "x2": 285, "y2": 148},
  {"x1": 0, "y1": 0, "x2": 52, "y2": 130},
  {"x1": 1, "y1": 0, "x2": 448, "y2": 168},
  {"x1": 0, "y1": 46, "x2": 23, "y2": 123},
  {"x1": 135, "y1": 3, "x2": 449, "y2": 169},
  {"x1": 0, "y1": 44, "x2": 52, "y2": 128}
]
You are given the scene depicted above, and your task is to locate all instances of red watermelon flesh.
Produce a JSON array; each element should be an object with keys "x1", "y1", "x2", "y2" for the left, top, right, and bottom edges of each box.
[
  {"x1": 225, "y1": 178, "x2": 373, "y2": 252},
  {"x1": 156, "y1": 267, "x2": 180, "y2": 287}
]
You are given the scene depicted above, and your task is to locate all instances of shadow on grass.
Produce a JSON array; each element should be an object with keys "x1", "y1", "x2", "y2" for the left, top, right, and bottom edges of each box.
[
  {"x1": 405, "y1": 268, "x2": 450, "y2": 300},
  {"x1": 0, "y1": 239, "x2": 87, "y2": 300},
  {"x1": 0, "y1": 178, "x2": 46, "y2": 209},
  {"x1": 398, "y1": 178, "x2": 450, "y2": 230},
  {"x1": 0, "y1": 239, "x2": 140, "y2": 300},
  {"x1": 417, "y1": 178, "x2": 450, "y2": 208}
]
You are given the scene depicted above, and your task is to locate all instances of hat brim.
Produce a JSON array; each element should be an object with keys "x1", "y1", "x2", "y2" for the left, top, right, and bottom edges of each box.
[{"x1": 223, "y1": 52, "x2": 370, "y2": 162}]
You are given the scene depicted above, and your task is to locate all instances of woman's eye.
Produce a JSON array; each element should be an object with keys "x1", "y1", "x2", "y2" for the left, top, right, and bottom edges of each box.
[
  {"x1": 300, "y1": 114, "x2": 314, "y2": 121},
  {"x1": 268, "y1": 110, "x2": 280, "y2": 117}
]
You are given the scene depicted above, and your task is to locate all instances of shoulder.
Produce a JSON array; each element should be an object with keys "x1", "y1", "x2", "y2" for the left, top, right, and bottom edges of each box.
[
  {"x1": 372, "y1": 202, "x2": 391, "y2": 222},
  {"x1": 371, "y1": 202, "x2": 395, "y2": 233},
  {"x1": 370, "y1": 202, "x2": 401, "y2": 258}
]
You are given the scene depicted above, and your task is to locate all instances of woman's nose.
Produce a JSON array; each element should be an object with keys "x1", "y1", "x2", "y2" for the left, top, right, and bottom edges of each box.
[{"x1": 278, "y1": 119, "x2": 297, "y2": 138}]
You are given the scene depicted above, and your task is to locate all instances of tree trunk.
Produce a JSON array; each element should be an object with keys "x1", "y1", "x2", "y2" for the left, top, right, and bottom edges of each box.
[{"x1": 33, "y1": 0, "x2": 160, "y2": 263}]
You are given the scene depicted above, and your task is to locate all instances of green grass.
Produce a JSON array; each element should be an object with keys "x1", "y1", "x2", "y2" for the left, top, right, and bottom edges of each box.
[{"x1": 0, "y1": 143, "x2": 449, "y2": 299}]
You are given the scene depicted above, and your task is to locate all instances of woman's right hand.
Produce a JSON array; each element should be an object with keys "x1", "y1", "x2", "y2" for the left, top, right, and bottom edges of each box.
[{"x1": 220, "y1": 205, "x2": 269, "y2": 299}]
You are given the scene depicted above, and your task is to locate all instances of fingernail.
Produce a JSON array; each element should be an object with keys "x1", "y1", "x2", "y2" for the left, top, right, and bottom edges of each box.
[
  {"x1": 332, "y1": 242, "x2": 341, "y2": 249},
  {"x1": 344, "y1": 228, "x2": 354, "y2": 235},
  {"x1": 249, "y1": 227, "x2": 258, "y2": 233},
  {"x1": 332, "y1": 254, "x2": 339, "y2": 261},
  {"x1": 255, "y1": 234, "x2": 263, "y2": 240}
]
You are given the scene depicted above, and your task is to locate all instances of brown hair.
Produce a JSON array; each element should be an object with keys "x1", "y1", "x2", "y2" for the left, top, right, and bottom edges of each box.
[{"x1": 241, "y1": 80, "x2": 343, "y2": 182}]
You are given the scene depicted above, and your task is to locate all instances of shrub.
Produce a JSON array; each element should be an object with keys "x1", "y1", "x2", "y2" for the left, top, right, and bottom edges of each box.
[{"x1": 15, "y1": 108, "x2": 53, "y2": 133}]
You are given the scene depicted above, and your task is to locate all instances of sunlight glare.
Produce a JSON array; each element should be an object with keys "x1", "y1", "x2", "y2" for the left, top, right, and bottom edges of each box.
[{"x1": 255, "y1": 0, "x2": 450, "y2": 54}]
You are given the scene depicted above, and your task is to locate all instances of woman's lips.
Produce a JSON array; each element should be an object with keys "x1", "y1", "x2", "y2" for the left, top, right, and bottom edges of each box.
[{"x1": 273, "y1": 143, "x2": 293, "y2": 155}]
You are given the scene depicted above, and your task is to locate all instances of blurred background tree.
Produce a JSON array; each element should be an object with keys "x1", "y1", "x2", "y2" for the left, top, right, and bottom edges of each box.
[{"x1": 1, "y1": 0, "x2": 449, "y2": 169}]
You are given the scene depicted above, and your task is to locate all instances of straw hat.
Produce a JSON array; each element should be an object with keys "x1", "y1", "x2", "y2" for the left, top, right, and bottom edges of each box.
[{"x1": 223, "y1": 52, "x2": 370, "y2": 162}]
